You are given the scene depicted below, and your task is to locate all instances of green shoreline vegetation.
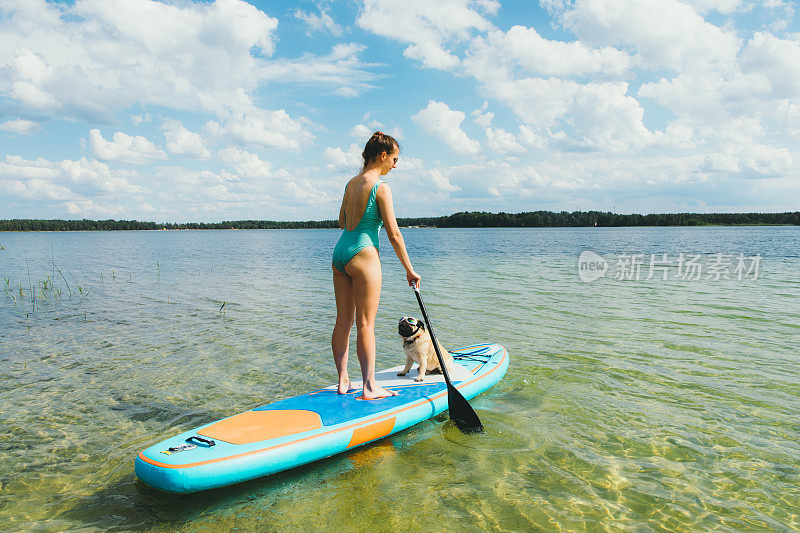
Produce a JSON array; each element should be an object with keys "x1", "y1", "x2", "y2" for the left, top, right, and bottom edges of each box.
[{"x1": 0, "y1": 211, "x2": 798, "y2": 231}]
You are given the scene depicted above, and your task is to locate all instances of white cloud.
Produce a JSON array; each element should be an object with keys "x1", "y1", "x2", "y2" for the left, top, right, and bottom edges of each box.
[
  {"x1": 638, "y1": 31, "x2": 800, "y2": 156},
  {"x1": 740, "y1": 32, "x2": 800, "y2": 99},
  {"x1": 64, "y1": 199, "x2": 118, "y2": 216},
  {"x1": 204, "y1": 108, "x2": 313, "y2": 151},
  {"x1": 0, "y1": 155, "x2": 144, "y2": 202},
  {"x1": 294, "y1": 6, "x2": 343, "y2": 36},
  {"x1": 425, "y1": 168, "x2": 461, "y2": 192},
  {"x1": 416, "y1": 160, "x2": 548, "y2": 200},
  {"x1": 89, "y1": 129, "x2": 167, "y2": 164},
  {"x1": 152, "y1": 165, "x2": 332, "y2": 211},
  {"x1": 404, "y1": 41, "x2": 461, "y2": 70},
  {"x1": 482, "y1": 77, "x2": 652, "y2": 152},
  {"x1": 412, "y1": 100, "x2": 481, "y2": 155},
  {"x1": 349, "y1": 124, "x2": 373, "y2": 139},
  {"x1": 0, "y1": 119, "x2": 41, "y2": 135},
  {"x1": 465, "y1": 25, "x2": 632, "y2": 78},
  {"x1": 0, "y1": 177, "x2": 71, "y2": 201},
  {"x1": 217, "y1": 147, "x2": 274, "y2": 178},
  {"x1": 556, "y1": 0, "x2": 741, "y2": 71},
  {"x1": 259, "y1": 43, "x2": 380, "y2": 97},
  {"x1": 485, "y1": 127, "x2": 526, "y2": 155},
  {"x1": 356, "y1": 0, "x2": 494, "y2": 70},
  {"x1": 163, "y1": 120, "x2": 210, "y2": 158},
  {"x1": 0, "y1": 0, "x2": 279, "y2": 120},
  {"x1": 130, "y1": 113, "x2": 151, "y2": 125},
  {"x1": 0, "y1": 0, "x2": 327, "y2": 152},
  {"x1": 472, "y1": 106, "x2": 493, "y2": 127},
  {"x1": 323, "y1": 144, "x2": 363, "y2": 171}
]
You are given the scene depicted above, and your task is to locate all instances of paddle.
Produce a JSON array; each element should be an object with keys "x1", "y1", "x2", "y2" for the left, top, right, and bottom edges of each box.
[{"x1": 411, "y1": 285, "x2": 484, "y2": 434}]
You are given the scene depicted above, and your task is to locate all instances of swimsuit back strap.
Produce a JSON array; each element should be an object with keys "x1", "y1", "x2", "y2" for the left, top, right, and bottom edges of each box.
[{"x1": 368, "y1": 180, "x2": 383, "y2": 208}]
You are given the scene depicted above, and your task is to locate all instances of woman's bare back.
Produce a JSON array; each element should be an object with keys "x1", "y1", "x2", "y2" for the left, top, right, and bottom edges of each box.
[{"x1": 343, "y1": 175, "x2": 380, "y2": 231}]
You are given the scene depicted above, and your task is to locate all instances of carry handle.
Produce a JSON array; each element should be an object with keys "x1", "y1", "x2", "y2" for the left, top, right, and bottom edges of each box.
[{"x1": 186, "y1": 435, "x2": 216, "y2": 447}]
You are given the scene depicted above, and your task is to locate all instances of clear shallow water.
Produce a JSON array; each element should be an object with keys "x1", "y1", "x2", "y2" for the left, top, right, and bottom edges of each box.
[{"x1": 0, "y1": 226, "x2": 798, "y2": 531}]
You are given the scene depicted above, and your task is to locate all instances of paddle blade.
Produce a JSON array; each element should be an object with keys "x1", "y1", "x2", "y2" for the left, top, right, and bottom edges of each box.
[{"x1": 447, "y1": 385, "x2": 484, "y2": 434}]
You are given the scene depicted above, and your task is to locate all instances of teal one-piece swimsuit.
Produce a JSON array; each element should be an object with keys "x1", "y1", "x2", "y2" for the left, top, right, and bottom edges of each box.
[{"x1": 332, "y1": 180, "x2": 384, "y2": 273}]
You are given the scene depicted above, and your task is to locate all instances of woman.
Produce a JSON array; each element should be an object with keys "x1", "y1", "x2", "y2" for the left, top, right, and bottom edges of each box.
[{"x1": 331, "y1": 131, "x2": 421, "y2": 400}]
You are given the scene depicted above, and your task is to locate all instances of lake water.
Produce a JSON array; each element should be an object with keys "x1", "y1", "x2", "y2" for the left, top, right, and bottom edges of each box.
[{"x1": 1, "y1": 227, "x2": 798, "y2": 531}]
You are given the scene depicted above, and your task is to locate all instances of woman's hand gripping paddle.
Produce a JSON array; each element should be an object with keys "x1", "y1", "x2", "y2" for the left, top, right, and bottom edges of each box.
[{"x1": 411, "y1": 285, "x2": 484, "y2": 434}]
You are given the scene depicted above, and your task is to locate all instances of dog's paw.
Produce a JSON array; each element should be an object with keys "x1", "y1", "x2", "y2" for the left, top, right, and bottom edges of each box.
[
  {"x1": 414, "y1": 376, "x2": 424, "y2": 382},
  {"x1": 397, "y1": 371, "x2": 407, "y2": 376}
]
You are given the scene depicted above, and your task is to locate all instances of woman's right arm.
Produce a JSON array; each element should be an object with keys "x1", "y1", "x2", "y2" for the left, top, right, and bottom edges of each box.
[{"x1": 376, "y1": 183, "x2": 420, "y2": 288}]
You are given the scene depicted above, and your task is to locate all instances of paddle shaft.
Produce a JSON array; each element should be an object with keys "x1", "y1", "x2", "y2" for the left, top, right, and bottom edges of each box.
[
  {"x1": 412, "y1": 288, "x2": 455, "y2": 388},
  {"x1": 411, "y1": 286, "x2": 483, "y2": 433}
]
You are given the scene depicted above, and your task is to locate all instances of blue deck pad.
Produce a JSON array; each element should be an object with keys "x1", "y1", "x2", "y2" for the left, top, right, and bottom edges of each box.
[
  {"x1": 254, "y1": 383, "x2": 446, "y2": 426},
  {"x1": 251, "y1": 345, "x2": 495, "y2": 427}
]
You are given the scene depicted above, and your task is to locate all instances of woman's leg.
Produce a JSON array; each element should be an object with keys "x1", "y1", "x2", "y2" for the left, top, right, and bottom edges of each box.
[
  {"x1": 346, "y1": 247, "x2": 399, "y2": 400},
  {"x1": 332, "y1": 264, "x2": 355, "y2": 394}
]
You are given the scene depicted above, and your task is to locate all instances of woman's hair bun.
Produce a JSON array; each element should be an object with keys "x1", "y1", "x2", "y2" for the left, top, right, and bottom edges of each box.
[{"x1": 362, "y1": 131, "x2": 398, "y2": 169}]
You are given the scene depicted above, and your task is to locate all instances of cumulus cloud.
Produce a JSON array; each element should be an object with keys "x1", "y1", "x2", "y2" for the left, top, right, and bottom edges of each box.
[
  {"x1": 472, "y1": 107, "x2": 493, "y2": 128},
  {"x1": 638, "y1": 31, "x2": 800, "y2": 156},
  {"x1": 484, "y1": 127, "x2": 526, "y2": 155},
  {"x1": 323, "y1": 144, "x2": 363, "y2": 171},
  {"x1": 0, "y1": 155, "x2": 144, "y2": 203},
  {"x1": 217, "y1": 147, "x2": 274, "y2": 178},
  {"x1": 89, "y1": 129, "x2": 167, "y2": 165},
  {"x1": 412, "y1": 100, "x2": 481, "y2": 155},
  {"x1": 0, "y1": 0, "x2": 354, "y2": 151},
  {"x1": 163, "y1": 120, "x2": 210, "y2": 158},
  {"x1": 152, "y1": 164, "x2": 331, "y2": 212},
  {"x1": 204, "y1": 108, "x2": 313, "y2": 151},
  {"x1": 554, "y1": 0, "x2": 741, "y2": 71},
  {"x1": 64, "y1": 199, "x2": 119, "y2": 217},
  {"x1": 465, "y1": 25, "x2": 632, "y2": 79},
  {"x1": 740, "y1": 32, "x2": 800, "y2": 99},
  {"x1": 0, "y1": 0, "x2": 278, "y2": 120},
  {"x1": 480, "y1": 78, "x2": 652, "y2": 152},
  {"x1": 356, "y1": 0, "x2": 495, "y2": 69},
  {"x1": 0, "y1": 119, "x2": 41, "y2": 135},
  {"x1": 349, "y1": 124, "x2": 373, "y2": 139}
]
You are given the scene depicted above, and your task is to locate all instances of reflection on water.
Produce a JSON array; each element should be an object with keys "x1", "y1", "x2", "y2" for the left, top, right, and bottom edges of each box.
[{"x1": 0, "y1": 227, "x2": 799, "y2": 531}]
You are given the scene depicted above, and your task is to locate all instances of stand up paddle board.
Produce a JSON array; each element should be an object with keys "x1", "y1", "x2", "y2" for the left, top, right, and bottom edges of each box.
[{"x1": 135, "y1": 343, "x2": 508, "y2": 493}]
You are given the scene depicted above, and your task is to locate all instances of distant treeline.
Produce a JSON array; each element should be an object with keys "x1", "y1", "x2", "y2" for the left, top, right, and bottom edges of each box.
[
  {"x1": 0, "y1": 219, "x2": 339, "y2": 231},
  {"x1": 401, "y1": 210, "x2": 800, "y2": 228},
  {"x1": 1, "y1": 211, "x2": 798, "y2": 232}
]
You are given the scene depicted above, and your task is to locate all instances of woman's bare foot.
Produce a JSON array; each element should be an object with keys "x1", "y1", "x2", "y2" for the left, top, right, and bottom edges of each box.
[
  {"x1": 361, "y1": 384, "x2": 399, "y2": 400},
  {"x1": 337, "y1": 375, "x2": 351, "y2": 394}
]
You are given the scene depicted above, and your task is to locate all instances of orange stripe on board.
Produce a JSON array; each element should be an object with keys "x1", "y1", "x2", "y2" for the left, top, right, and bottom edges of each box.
[
  {"x1": 138, "y1": 348, "x2": 506, "y2": 470},
  {"x1": 347, "y1": 417, "x2": 395, "y2": 448}
]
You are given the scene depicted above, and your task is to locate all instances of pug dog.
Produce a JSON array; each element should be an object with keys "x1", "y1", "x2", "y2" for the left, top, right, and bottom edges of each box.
[{"x1": 397, "y1": 316, "x2": 453, "y2": 382}]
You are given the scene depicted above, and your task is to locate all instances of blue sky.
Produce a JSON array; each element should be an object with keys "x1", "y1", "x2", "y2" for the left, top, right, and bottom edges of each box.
[{"x1": 1, "y1": 0, "x2": 798, "y2": 221}]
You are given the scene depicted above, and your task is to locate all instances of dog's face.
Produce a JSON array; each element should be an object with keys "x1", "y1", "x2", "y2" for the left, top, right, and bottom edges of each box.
[{"x1": 398, "y1": 316, "x2": 424, "y2": 338}]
